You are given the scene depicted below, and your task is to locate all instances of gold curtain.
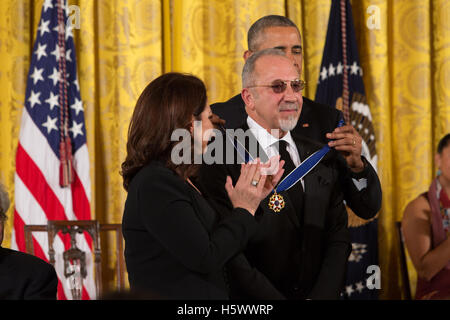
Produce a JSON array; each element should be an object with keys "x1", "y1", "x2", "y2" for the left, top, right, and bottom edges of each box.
[{"x1": 1, "y1": 0, "x2": 449, "y2": 299}]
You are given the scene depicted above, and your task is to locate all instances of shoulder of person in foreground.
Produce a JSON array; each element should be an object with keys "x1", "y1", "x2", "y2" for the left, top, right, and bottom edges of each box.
[
  {"x1": 0, "y1": 247, "x2": 57, "y2": 300},
  {"x1": 402, "y1": 193, "x2": 431, "y2": 245},
  {"x1": 403, "y1": 193, "x2": 430, "y2": 219},
  {"x1": 400, "y1": 193, "x2": 449, "y2": 281}
]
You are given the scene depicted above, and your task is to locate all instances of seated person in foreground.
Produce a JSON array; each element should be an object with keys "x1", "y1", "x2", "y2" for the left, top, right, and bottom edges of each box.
[
  {"x1": 0, "y1": 182, "x2": 58, "y2": 300},
  {"x1": 403, "y1": 133, "x2": 450, "y2": 300}
]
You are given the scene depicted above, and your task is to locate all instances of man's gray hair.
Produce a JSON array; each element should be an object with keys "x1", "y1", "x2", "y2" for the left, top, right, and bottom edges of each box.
[
  {"x1": 0, "y1": 183, "x2": 10, "y2": 220},
  {"x1": 242, "y1": 48, "x2": 287, "y2": 88},
  {"x1": 248, "y1": 15, "x2": 299, "y2": 52}
]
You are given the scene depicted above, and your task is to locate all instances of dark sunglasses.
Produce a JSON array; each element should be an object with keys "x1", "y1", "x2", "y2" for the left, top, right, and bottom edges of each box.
[{"x1": 247, "y1": 79, "x2": 306, "y2": 94}]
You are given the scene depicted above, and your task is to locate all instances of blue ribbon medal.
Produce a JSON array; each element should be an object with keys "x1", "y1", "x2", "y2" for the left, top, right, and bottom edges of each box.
[
  {"x1": 221, "y1": 119, "x2": 344, "y2": 213},
  {"x1": 268, "y1": 119, "x2": 345, "y2": 212}
]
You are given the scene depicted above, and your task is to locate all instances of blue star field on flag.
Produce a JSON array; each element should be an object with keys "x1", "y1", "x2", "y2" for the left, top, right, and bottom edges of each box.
[{"x1": 25, "y1": 0, "x2": 86, "y2": 159}]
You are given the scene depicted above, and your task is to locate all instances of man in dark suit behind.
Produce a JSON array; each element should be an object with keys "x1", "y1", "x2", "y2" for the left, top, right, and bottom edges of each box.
[
  {"x1": 199, "y1": 49, "x2": 352, "y2": 299},
  {"x1": 0, "y1": 182, "x2": 58, "y2": 300},
  {"x1": 212, "y1": 15, "x2": 381, "y2": 220}
]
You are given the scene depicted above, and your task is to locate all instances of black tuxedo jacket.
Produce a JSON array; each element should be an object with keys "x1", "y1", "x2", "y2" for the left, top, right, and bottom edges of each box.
[
  {"x1": 0, "y1": 247, "x2": 57, "y2": 300},
  {"x1": 211, "y1": 94, "x2": 382, "y2": 219},
  {"x1": 122, "y1": 161, "x2": 258, "y2": 299},
  {"x1": 198, "y1": 125, "x2": 351, "y2": 299}
]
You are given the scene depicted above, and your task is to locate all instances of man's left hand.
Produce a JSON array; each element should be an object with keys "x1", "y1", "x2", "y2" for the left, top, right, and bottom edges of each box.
[{"x1": 326, "y1": 125, "x2": 365, "y2": 173}]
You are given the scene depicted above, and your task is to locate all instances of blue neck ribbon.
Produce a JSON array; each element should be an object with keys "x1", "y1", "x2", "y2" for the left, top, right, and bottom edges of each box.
[{"x1": 222, "y1": 118, "x2": 345, "y2": 192}]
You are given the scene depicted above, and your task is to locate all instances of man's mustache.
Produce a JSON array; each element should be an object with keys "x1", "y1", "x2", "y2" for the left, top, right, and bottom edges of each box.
[{"x1": 279, "y1": 103, "x2": 299, "y2": 111}]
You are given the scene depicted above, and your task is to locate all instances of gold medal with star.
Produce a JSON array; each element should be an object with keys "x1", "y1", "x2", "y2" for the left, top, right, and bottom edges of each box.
[{"x1": 268, "y1": 190, "x2": 285, "y2": 212}]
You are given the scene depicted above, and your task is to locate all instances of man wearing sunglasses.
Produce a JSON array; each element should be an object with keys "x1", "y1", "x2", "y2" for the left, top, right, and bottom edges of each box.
[
  {"x1": 211, "y1": 15, "x2": 381, "y2": 221},
  {"x1": 199, "y1": 49, "x2": 351, "y2": 299}
]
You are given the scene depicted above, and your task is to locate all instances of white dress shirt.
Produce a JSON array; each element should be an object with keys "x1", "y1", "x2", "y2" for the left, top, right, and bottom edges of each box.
[{"x1": 247, "y1": 116, "x2": 305, "y2": 189}]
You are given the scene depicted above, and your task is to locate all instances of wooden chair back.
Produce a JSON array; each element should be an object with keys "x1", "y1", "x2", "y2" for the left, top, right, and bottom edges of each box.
[
  {"x1": 24, "y1": 220, "x2": 125, "y2": 299},
  {"x1": 396, "y1": 221, "x2": 412, "y2": 300}
]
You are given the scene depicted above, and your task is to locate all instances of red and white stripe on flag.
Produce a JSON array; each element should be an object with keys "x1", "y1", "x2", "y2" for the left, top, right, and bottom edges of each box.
[{"x1": 12, "y1": 0, "x2": 94, "y2": 300}]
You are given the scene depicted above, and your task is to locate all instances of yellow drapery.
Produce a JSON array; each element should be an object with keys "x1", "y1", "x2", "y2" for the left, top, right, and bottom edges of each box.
[{"x1": 0, "y1": 0, "x2": 449, "y2": 299}]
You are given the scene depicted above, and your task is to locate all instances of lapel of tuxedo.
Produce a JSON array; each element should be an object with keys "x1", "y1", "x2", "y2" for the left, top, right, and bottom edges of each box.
[{"x1": 291, "y1": 131, "x2": 333, "y2": 228}]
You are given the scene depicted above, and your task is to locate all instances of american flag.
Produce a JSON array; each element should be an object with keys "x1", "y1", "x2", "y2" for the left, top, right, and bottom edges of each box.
[
  {"x1": 12, "y1": 0, "x2": 94, "y2": 300},
  {"x1": 315, "y1": 0, "x2": 379, "y2": 299}
]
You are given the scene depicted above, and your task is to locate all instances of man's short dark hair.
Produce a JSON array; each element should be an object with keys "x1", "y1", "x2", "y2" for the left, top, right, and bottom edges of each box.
[
  {"x1": 437, "y1": 133, "x2": 450, "y2": 154},
  {"x1": 247, "y1": 15, "x2": 299, "y2": 51}
]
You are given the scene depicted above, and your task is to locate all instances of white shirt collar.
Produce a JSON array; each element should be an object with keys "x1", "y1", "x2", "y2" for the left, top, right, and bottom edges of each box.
[{"x1": 246, "y1": 116, "x2": 297, "y2": 151}]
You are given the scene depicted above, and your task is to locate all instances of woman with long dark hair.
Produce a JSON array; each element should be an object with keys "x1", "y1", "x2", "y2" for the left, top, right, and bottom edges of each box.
[{"x1": 121, "y1": 73, "x2": 283, "y2": 299}]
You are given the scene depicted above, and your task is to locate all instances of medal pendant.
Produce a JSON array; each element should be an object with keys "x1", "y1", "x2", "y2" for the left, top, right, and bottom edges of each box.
[{"x1": 268, "y1": 191, "x2": 285, "y2": 213}]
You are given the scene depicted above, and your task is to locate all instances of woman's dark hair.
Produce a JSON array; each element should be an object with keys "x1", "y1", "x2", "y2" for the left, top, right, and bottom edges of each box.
[
  {"x1": 437, "y1": 133, "x2": 450, "y2": 154},
  {"x1": 121, "y1": 72, "x2": 207, "y2": 190}
]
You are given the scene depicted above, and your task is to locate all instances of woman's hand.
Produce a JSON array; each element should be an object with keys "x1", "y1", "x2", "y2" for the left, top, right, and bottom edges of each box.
[{"x1": 225, "y1": 157, "x2": 284, "y2": 216}]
